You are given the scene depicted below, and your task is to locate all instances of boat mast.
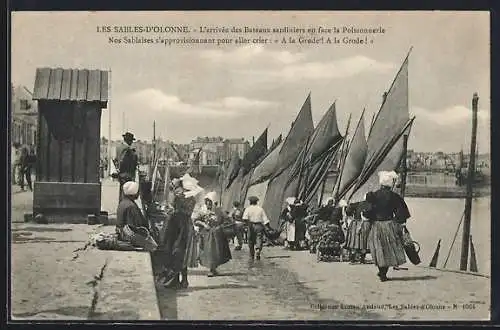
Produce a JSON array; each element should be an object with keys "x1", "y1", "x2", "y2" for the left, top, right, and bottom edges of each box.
[
  {"x1": 459, "y1": 93, "x2": 479, "y2": 271},
  {"x1": 400, "y1": 134, "x2": 409, "y2": 197}
]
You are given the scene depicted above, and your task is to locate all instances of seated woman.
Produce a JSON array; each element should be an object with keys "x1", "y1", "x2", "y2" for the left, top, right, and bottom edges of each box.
[
  {"x1": 116, "y1": 181, "x2": 150, "y2": 241},
  {"x1": 192, "y1": 192, "x2": 232, "y2": 277}
]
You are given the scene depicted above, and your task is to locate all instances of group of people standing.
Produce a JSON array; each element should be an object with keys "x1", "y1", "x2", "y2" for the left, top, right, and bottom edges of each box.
[
  {"x1": 153, "y1": 174, "x2": 272, "y2": 288},
  {"x1": 112, "y1": 130, "x2": 412, "y2": 284},
  {"x1": 279, "y1": 170, "x2": 412, "y2": 282}
]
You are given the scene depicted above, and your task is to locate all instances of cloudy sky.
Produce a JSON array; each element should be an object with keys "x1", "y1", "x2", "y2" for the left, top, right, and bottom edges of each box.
[{"x1": 11, "y1": 11, "x2": 490, "y2": 152}]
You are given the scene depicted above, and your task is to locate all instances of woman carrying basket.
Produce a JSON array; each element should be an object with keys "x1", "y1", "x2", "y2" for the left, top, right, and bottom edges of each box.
[
  {"x1": 365, "y1": 171, "x2": 411, "y2": 282},
  {"x1": 160, "y1": 174, "x2": 204, "y2": 288},
  {"x1": 192, "y1": 191, "x2": 232, "y2": 277}
]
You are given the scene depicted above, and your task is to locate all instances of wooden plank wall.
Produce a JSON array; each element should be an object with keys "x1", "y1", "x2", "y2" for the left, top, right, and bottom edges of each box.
[{"x1": 37, "y1": 100, "x2": 103, "y2": 183}]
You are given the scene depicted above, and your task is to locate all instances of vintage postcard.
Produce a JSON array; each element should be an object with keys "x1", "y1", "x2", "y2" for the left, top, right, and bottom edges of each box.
[{"x1": 10, "y1": 11, "x2": 490, "y2": 321}]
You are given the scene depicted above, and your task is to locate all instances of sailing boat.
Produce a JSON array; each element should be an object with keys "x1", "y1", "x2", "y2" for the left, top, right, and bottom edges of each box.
[
  {"x1": 262, "y1": 95, "x2": 315, "y2": 227},
  {"x1": 346, "y1": 49, "x2": 416, "y2": 203},
  {"x1": 285, "y1": 101, "x2": 344, "y2": 206}
]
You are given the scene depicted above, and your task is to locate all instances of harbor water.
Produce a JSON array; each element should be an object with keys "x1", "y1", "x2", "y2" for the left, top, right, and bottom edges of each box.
[{"x1": 405, "y1": 197, "x2": 490, "y2": 276}]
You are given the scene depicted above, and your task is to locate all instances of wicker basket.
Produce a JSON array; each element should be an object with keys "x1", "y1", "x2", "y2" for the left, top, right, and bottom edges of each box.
[{"x1": 122, "y1": 225, "x2": 158, "y2": 252}]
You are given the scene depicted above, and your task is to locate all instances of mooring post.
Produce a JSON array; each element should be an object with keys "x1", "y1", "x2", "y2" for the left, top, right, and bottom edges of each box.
[{"x1": 459, "y1": 93, "x2": 479, "y2": 271}]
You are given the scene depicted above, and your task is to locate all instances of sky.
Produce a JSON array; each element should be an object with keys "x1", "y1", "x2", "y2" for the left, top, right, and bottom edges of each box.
[{"x1": 11, "y1": 11, "x2": 490, "y2": 153}]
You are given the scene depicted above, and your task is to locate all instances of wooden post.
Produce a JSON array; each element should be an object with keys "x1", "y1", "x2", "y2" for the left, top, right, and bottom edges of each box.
[
  {"x1": 107, "y1": 69, "x2": 112, "y2": 176},
  {"x1": 400, "y1": 134, "x2": 409, "y2": 197},
  {"x1": 460, "y1": 93, "x2": 479, "y2": 271}
]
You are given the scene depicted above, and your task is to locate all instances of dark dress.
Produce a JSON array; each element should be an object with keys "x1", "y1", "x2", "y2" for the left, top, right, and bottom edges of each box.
[
  {"x1": 116, "y1": 196, "x2": 150, "y2": 241},
  {"x1": 366, "y1": 187, "x2": 410, "y2": 267},
  {"x1": 317, "y1": 205, "x2": 334, "y2": 222},
  {"x1": 288, "y1": 204, "x2": 308, "y2": 244},
  {"x1": 160, "y1": 188, "x2": 197, "y2": 273},
  {"x1": 194, "y1": 206, "x2": 232, "y2": 270}
]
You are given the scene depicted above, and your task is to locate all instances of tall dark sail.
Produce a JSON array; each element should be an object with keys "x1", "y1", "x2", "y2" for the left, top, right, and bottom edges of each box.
[
  {"x1": 249, "y1": 139, "x2": 284, "y2": 186},
  {"x1": 348, "y1": 50, "x2": 412, "y2": 202},
  {"x1": 241, "y1": 128, "x2": 268, "y2": 175},
  {"x1": 335, "y1": 110, "x2": 368, "y2": 200},
  {"x1": 270, "y1": 94, "x2": 314, "y2": 181},
  {"x1": 225, "y1": 152, "x2": 241, "y2": 188},
  {"x1": 288, "y1": 102, "x2": 342, "y2": 184},
  {"x1": 262, "y1": 95, "x2": 315, "y2": 227}
]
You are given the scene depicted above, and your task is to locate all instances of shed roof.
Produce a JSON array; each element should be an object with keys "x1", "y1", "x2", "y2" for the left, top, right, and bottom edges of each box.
[{"x1": 32, "y1": 68, "x2": 108, "y2": 104}]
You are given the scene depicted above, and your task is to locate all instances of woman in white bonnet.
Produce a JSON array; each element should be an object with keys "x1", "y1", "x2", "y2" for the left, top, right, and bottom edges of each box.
[
  {"x1": 192, "y1": 190, "x2": 232, "y2": 277},
  {"x1": 116, "y1": 181, "x2": 150, "y2": 240},
  {"x1": 158, "y1": 173, "x2": 203, "y2": 289},
  {"x1": 365, "y1": 170, "x2": 411, "y2": 282}
]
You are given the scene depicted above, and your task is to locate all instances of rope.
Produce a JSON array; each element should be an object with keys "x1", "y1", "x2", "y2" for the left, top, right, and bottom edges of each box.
[{"x1": 443, "y1": 211, "x2": 465, "y2": 268}]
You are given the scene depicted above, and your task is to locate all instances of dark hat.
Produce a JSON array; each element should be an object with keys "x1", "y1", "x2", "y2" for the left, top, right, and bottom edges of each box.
[
  {"x1": 122, "y1": 132, "x2": 136, "y2": 141},
  {"x1": 248, "y1": 196, "x2": 259, "y2": 203}
]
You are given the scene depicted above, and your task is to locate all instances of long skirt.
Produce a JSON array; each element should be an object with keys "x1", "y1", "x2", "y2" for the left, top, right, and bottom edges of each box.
[
  {"x1": 286, "y1": 222, "x2": 296, "y2": 242},
  {"x1": 286, "y1": 219, "x2": 306, "y2": 242},
  {"x1": 199, "y1": 225, "x2": 232, "y2": 270},
  {"x1": 346, "y1": 220, "x2": 371, "y2": 251},
  {"x1": 368, "y1": 220, "x2": 406, "y2": 268},
  {"x1": 183, "y1": 219, "x2": 199, "y2": 269}
]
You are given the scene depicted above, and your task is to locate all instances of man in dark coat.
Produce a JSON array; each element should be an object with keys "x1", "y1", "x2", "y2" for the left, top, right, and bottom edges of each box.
[{"x1": 116, "y1": 132, "x2": 139, "y2": 202}]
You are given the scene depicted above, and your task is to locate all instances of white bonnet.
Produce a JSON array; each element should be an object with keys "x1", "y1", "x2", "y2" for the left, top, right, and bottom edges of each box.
[
  {"x1": 123, "y1": 181, "x2": 139, "y2": 196},
  {"x1": 378, "y1": 170, "x2": 399, "y2": 187},
  {"x1": 205, "y1": 191, "x2": 217, "y2": 203}
]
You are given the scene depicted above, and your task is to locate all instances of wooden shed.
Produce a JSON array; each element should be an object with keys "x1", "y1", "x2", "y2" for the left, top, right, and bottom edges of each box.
[{"x1": 32, "y1": 68, "x2": 108, "y2": 223}]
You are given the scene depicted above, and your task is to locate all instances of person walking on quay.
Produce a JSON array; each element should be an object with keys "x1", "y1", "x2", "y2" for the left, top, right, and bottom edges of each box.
[
  {"x1": 365, "y1": 171, "x2": 410, "y2": 282},
  {"x1": 160, "y1": 175, "x2": 203, "y2": 289},
  {"x1": 116, "y1": 132, "x2": 139, "y2": 202},
  {"x1": 230, "y1": 201, "x2": 245, "y2": 250},
  {"x1": 115, "y1": 181, "x2": 150, "y2": 240},
  {"x1": 242, "y1": 196, "x2": 271, "y2": 261},
  {"x1": 192, "y1": 191, "x2": 232, "y2": 277},
  {"x1": 18, "y1": 143, "x2": 33, "y2": 191}
]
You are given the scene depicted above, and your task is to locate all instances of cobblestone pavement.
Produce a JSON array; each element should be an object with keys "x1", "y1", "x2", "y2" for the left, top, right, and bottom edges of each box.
[{"x1": 156, "y1": 244, "x2": 490, "y2": 321}]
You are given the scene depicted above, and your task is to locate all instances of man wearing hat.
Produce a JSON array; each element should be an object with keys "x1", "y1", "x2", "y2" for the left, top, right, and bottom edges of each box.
[
  {"x1": 242, "y1": 196, "x2": 271, "y2": 260},
  {"x1": 116, "y1": 132, "x2": 139, "y2": 202}
]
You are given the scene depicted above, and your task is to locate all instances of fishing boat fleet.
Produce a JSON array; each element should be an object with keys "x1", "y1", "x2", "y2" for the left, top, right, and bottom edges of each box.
[{"x1": 218, "y1": 49, "x2": 414, "y2": 230}]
